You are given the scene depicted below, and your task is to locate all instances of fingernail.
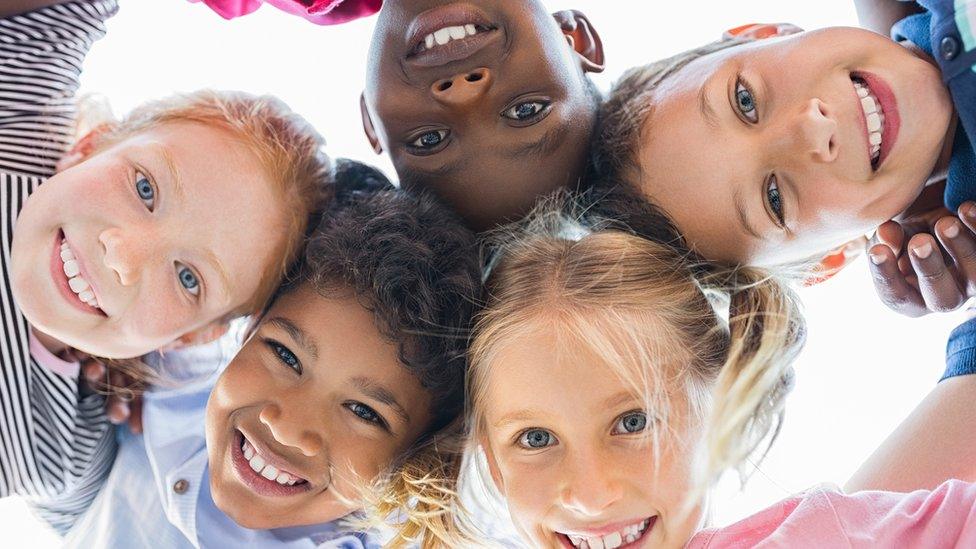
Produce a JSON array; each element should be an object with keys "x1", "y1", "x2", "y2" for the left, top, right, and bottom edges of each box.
[
  {"x1": 869, "y1": 252, "x2": 886, "y2": 265},
  {"x1": 966, "y1": 203, "x2": 976, "y2": 219},
  {"x1": 912, "y1": 242, "x2": 933, "y2": 259},
  {"x1": 945, "y1": 222, "x2": 961, "y2": 238}
]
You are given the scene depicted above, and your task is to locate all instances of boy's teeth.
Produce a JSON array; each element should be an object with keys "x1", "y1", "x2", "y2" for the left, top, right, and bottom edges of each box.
[
  {"x1": 853, "y1": 79, "x2": 884, "y2": 163},
  {"x1": 241, "y1": 437, "x2": 304, "y2": 486},
  {"x1": 261, "y1": 464, "x2": 279, "y2": 480},
  {"x1": 420, "y1": 23, "x2": 481, "y2": 51}
]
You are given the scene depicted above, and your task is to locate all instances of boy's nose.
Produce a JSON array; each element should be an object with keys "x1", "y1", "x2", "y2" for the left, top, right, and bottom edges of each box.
[
  {"x1": 259, "y1": 403, "x2": 325, "y2": 457},
  {"x1": 430, "y1": 68, "x2": 492, "y2": 108}
]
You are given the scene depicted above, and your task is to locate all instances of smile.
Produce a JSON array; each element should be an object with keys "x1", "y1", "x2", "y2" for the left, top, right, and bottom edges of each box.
[
  {"x1": 412, "y1": 23, "x2": 492, "y2": 55},
  {"x1": 850, "y1": 72, "x2": 900, "y2": 171},
  {"x1": 560, "y1": 516, "x2": 656, "y2": 549},
  {"x1": 404, "y1": 4, "x2": 500, "y2": 68},
  {"x1": 52, "y1": 231, "x2": 105, "y2": 316},
  {"x1": 231, "y1": 430, "x2": 311, "y2": 497}
]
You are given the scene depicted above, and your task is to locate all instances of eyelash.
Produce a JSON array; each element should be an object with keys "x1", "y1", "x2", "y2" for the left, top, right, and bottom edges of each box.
[
  {"x1": 407, "y1": 129, "x2": 450, "y2": 155},
  {"x1": 501, "y1": 100, "x2": 552, "y2": 125},
  {"x1": 515, "y1": 428, "x2": 557, "y2": 450},
  {"x1": 734, "y1": 76, "x2": 759, "y2": 124},
  {"x1": 344, "y1": 402, "x2": 390, "y2": 431},
  {"x1": 264, "y1": 338, "x2": 302, "y2": 374},
  {"x1": 765, "y1": 174, "x2": 786, "y2": 227},
  {"x1": 611, "y1": 410, "x2": 650, "y2": 436},
  {"x1": 134, "y1": 170, "x2": 157, "y2": 211}
]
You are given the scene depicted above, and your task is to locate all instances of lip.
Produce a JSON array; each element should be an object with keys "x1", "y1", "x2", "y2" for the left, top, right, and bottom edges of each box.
[
  {"x1": 404, "y1": 3, "x2": 501, "y2": 68},
  {"x1": 231, "y1": 429, "x2": 314, "y2": 498},
  {"x1": 852, "y1": 71, "x2": 900, "y2": 171},
  {"x1": 50, "y1": 230, "x2": 106, "y2": 317},
  {"x1": 556, "y1": 516, "x2": 657, "y2": 549}
]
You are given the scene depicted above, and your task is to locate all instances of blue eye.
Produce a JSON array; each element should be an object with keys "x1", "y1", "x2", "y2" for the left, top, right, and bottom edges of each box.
[
  {"x1": 345, "y1": 402, "x2": 388, "y2": 429},
  {"x1": 265, "y1": 339, "x2": 301, "y2": 373},
  {"x1": 409, "y1": 129, "x2": 448, "y2": 150},
  {"x1": 503, "y1": 101, "x2": 550, "y2": 122},
  {"x1": 612, "y1": 411, "x2": 648, "y2": 435},
  {"x1": 735, "y1": 79, "x2": 758, "y2": 123},
  {"x1": 135, "y1": 173, "x2": 155, "y2": 210},
  {"x1": 518, "y1": 428, "x2": 557, "y2": 449},
  {"x1": 176, "y1": 264, "x2": 200, "y2": 296},
  {"x1": 766, "y1": 175, "x2": 785, "y2": 226}
]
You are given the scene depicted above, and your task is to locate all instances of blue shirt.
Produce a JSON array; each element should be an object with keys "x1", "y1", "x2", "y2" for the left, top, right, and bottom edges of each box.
[
  {"x1": 64, "y1": 333, "x2": 380, "y2": 548},
  {"x1": 893, "y1": 0, "x2": 976, "y2": 211},
  {"x1": 943, "y1": 316, "x2": 976, "y2": 379}
]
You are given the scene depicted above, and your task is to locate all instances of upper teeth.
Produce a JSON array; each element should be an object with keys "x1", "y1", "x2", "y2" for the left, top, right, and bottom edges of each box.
[
  {"x1": 853, "y1": 78, "x2": 884, "y2": 164},
  {"x1": 566, "y1": 518, "x2": 651, "y2": 549},
  {"x1": 60, "y1": 239, "x2": 100, "y2": 309},
  {"x1": 421, "y1": 23, "x2": 480, "y2": 51},
  {"x1": 241, "y1": 438, "x2": 303, "y2": 486}
]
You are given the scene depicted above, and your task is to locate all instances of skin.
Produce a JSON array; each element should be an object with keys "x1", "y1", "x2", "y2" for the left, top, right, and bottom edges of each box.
[
  {"x1": 480, "y1": 324, "x2": 706, "y2": 549},
  {"x1": 362, "y1": 0, "x2": 604, "y2": 230},
  {"x1": 11, "y1": 122, "x2": 287, "y2": 359},
  {"x1": 633, "y1": 27, "x2": 955, "y2": 266},
  {"x1": 205, "y1": 288, "x2": 433, "y2": 529}
]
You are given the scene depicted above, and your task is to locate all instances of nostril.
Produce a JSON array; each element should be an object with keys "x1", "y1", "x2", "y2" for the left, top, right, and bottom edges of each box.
[
  {"x1": 436, "y1": 80, "x2": 453, "y2": 92},
  {"x1": 465, "y1": 72, "x2": 483, "y2": 82}
]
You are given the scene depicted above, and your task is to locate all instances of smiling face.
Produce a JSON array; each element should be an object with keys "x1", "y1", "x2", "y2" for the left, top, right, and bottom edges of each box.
[
  {"x1": 633, "y1": 28, "x2": 954, "y2": 266},
  {"x1": 10, "y1": 121, "x2": 288, "y2": 358},
  {"x1": 479, "y1": 323, "x2": 706, "y2": 549},
  {"x1": 362, "y1": 0, "x2": 603, "y2": 230},
  {"x1": 205, "y1": 287, "x2": 433, "y2": 529}
]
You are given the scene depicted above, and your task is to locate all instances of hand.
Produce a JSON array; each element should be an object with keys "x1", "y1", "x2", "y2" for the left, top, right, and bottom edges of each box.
[
  {"x1": 80, "y1": 357, "x2": 145, "y2": 434},
  {"x1": 868, "y1": 202, "x2": 976, "y2": 317}
]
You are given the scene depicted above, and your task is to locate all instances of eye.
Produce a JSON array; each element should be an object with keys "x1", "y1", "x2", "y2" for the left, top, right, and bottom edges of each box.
[
  {"x1": 765, "y1": 174, "x2": 786, "y2": 227},
  {"x1": 502, "y1": 100, "x2": 551, "y2": 123},
  {"x1": 611, "y1": 411, "x2": 648, "y2": 435},
  {"x1": 176, "y1": 263, "x2": 200, "y2": 297},
  {"x1": 735, "y1": 78, "x2": 759, "y2": 123},
  {"x1": 264, "y1": 339, "x2": 301, "y2": 373},
  {"x1": 517, "y1": 428, "x2": 557, "y2": 449},
  {"x1": 408, "y1": 129, "x2": 449, "y2": 152},
  {"x1": 135, "y1": 172, "x2": 156, "y2": 210},
  {"x1": 344, "y1": 401, "x2": 389, "y2": 430}
]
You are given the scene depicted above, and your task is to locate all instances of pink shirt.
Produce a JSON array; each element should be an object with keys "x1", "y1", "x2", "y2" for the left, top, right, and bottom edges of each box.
[
  {"x1": 29, "y1": 329, "x2": 80, "y2": 378},
  {"x1": 188, "y1": 0, "x2": 381, "y2": 25},
  {"x1": 688, "y1": 480, "x2": 976, "y2": 548}
]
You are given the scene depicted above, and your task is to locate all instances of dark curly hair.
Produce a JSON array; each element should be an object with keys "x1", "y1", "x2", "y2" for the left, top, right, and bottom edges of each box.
[{"x1": 279, "y1": 160, "x2": 482, "y2": 433}]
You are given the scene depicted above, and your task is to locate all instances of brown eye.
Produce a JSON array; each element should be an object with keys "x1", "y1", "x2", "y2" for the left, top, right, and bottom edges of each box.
[{"x1": 409, "y1": 129, "x2": 448, "y2": 149}]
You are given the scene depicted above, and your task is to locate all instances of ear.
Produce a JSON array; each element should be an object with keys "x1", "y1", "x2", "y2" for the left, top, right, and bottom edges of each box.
[
  {"x1": 723, "y1": 22, "x2": 804, "y2": 41},
  {"x1": 551, "y1": 9, "x2": 605, "y2": 74},
  {"x1": 56, "y1": 123, "x2": 114, "y2": 172},
  {"x1": 359, "y1": 92, "x2": 383, "y2": 155},
  {"x1": 479, "y1": 438, "x2": 506, "y2": 493},
  {"x1": 804, "y1": 235, "x2": 867, "y2": 286},
  {"x1": 161, "y1": 321, "x2": 231, "y2": 352}
]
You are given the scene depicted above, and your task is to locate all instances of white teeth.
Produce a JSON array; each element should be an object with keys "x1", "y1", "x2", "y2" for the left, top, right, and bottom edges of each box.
[
  {"x1": 68, "y1": 276, "x2": 89, "y2": 293},
  {"x1": 465, "y1": 24, "x2": 476, "y2": 35},
  {"x1": 63, "y1": 259, "x2": 80, "y2": 278},
  {"x1": 420, "y1": 23, "x2": 482, "y2": 51},
  {"x1": 433, "y1": 28, "x2": 451, "y2": 45},
  {"x1": 248, "y1": 454, "x2": 265, "y2": 473},
  {"x1": 603, "y1": 532, "x2": 622, "y2": 549},
  {"x1": 869, "y1": 132, "x2": 882, "y2": 146},
  {"x1": 564, "y1": 519, "x2": 651, "y2": 549},
  {"x1": 866, "y1": 112, "x2": 881, "y2": 132},
  {"x1": 78, "y1": 290, "x2": 94, "y2": 302},
  {"x1": 448, "y1": 25, "x2": 466, "y2": 39},
  {"x1": 261, "y1": 464, "x2": 279, "y2": 480},
  {"x1": 424, "y1": 34, "x2": 434, "y2": 49},
  {"x1": 860, "y1": 95, "x2": 877, "y2": 115},
  {"x1": 243, "y1": 444, "x2": 254, "y2": 461},
  {"x1": 275, "y1": 472, "x2": 290, "y2": 484},
  {"x1": 241, "y1": 437, "x2": 304, "y2": 486},
  {"x1": 854, "y1": 79, "x2": 885, "y2": 164},
  {"x1": 856, "y1": 85, "x2": 868, "y2": 98},
  {"x1": 60, "y1": 248, "x2": 74, "y2": 262}
]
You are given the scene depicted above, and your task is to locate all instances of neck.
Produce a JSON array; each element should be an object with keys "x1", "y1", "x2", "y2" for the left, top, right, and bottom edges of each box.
[
  {"x1": 30, "y1": 325, "x2": 80, "y2": 361},
  {"x1": 927, "y1": 114, "x2": 959, "y2": 186}
]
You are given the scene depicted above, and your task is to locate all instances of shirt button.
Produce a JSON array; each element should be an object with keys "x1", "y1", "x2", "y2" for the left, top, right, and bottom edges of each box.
[
  {"x1": 173, "y1": 479, "x2": 189, "y2": 494},
  {"x1": 940, "y1": 36, "x2": 960, "y2": 61}
]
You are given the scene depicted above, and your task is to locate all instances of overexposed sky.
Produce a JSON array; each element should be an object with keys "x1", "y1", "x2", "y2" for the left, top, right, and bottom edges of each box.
[{"x1": 3, "y1": 0, "x2": 968, "y2": 545}]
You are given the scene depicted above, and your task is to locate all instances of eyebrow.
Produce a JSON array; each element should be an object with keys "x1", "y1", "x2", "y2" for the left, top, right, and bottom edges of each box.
[
  {"x1": 202, "y1": 248, "x2": 232, "y2": 305},
  {"x1": 267, "y1": 316, "x2": 319, "y2": 360},
  {"x1": 149, "y1": 142, "x2": 185, "y2": 201},
  {"x1": 733, "y1": 188, "x2": 763, "y2": 240},
  {"x1": 698, "y1": 81, "x2": 720, "y2": 130},
  {"x1": 602, "y1": 390, "x2": 640, "y2": 411},
  {"x1": 504, "y1": 124, "x2": 571, "y2": 160},
  {"x1": 350, "y1": 376, "x2": 411, "y2": 426},
  {"x1": 493, "y1": 409, "x2": 547, "y2": 429}
]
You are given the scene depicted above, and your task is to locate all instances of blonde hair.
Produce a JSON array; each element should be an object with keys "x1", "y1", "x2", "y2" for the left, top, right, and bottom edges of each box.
[{"x1": 466, "y1": 195, "x2": 805, "y2": 512}]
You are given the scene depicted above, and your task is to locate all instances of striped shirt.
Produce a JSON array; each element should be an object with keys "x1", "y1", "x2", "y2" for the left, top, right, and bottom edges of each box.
[{"x1": 0, "y1": 0, "x2": 118, "y2": 534}]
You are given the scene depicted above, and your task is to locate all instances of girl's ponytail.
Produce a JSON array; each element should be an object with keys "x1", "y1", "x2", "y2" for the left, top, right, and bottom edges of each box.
[{"x1": 703, "y1": 266, "x2": 805, "y2": 480}]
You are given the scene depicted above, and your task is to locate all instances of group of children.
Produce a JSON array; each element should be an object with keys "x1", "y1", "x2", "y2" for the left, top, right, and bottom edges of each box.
[{"x1": 2, "y1": 0, "x2": 976, "y2": 547}]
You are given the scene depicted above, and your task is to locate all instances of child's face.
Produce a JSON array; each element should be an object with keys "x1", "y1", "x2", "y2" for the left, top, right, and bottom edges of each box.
[
  {"x1": 480, "y1": 325, "x2": 706, "y2": 549},
  {"x1": 362, "y1": 0, "x2": 603, "y2": 230},
  {"x1": 634, "y1": 28, "x2": 954, "y2": 266},
  {"x1": 205, "y1": 287, "x2": 433, "y2": 529},
  {"x1": 11, "y1": 122, "x2": 288, "y2": 358}
]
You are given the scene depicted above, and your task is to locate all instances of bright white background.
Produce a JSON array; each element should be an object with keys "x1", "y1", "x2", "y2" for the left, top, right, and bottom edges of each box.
[{"x1": 2, "y1": 0, "x2": 967, "y2": 546}]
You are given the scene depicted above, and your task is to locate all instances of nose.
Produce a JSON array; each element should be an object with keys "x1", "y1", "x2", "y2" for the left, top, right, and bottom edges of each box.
[
  {"x1": 793, "y1": 98, "x2": 838, "y2": 163},
  {"x1": 259, "y1": 402, "x2": 325, "y2": 457},
  {"x1": 559, "y1": 446, "x2": 624, "y2": 517},
  {"x1": 430, "y1": 68, "x2": 492, "y2": 109},
  {"x1": 99, "y1": 226, "x2": 155, "y2": 286}
]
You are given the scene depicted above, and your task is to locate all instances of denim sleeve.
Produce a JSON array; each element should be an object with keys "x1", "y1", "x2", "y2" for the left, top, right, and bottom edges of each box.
[{"x1": 942, "y1": 317, "x2": 976, "y2": 380}]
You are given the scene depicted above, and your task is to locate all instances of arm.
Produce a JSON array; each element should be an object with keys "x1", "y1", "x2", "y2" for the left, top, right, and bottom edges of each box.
[
  {"x1": 0, "y1": 0, "x2": 71, "y2": 19},
  {"x1": 853, "y1": 0, "x2": 924, "y2": 35}
]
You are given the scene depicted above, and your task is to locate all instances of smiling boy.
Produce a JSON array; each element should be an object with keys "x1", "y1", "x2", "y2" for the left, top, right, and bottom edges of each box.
[{"x1": 360, "y1": 0, "x2": 605, "y2": 230}]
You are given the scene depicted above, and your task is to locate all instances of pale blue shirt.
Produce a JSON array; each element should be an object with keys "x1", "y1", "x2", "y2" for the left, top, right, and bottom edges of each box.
[{"x1": 65, "y1": 333, "x2": 379, "y2": 548}]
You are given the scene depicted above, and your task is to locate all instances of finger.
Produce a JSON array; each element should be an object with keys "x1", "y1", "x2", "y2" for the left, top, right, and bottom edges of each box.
[
  {"x1": 128, "y1": 398, "x2": 143, "y2": 434},
  {"x1": 909, "y1": 233, "x2": 965, "y2": 313},
  {"x1": 81, "y1": 360, "x2": 106, "y2": 384},
  {"x1": 936, "y1": 216, "x2": 976, "y2": 296},
  {"x1": 106, "y1": 397, "x2": 131, "y2": 425},
  {"x1": 960, "y1": 202, "x2": 976, "y2": 235},
  {"x1": 867, "y1": 242, "x2": 927, "y2": 316},
  {"x1": 876, "y1": 220, "x2": 907, "y2": 254}
]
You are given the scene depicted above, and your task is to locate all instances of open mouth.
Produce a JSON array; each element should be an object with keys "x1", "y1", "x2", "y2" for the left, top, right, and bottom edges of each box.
[
  {"x1": 51, "y1": 230, "x2": 105, "y2": 316},
  {"x1": 404, "y1": 4, "x2": 500, "y2": 68},
  {"x1": 410, "y1": 22, "x2": 495, "y2": 56},
  {"x1": 231, "y1": 430, "x2": 311, "y2": 497},
  {"x1": 559, "y1": 516, "x2": 656, "y2": 549},
  {"x1": 850, "y1": 72, "x2": 899, "y2": 171}
]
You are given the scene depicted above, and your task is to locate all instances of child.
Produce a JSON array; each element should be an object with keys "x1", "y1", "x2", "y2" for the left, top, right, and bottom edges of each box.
[
  {"x1": 587, "y1": 1, "x2": 969, "y2": 276},
  {"x1": 454, "y1": 198, "x2": 976, "y2": 549},
  {"x1": 65, "y1": 163, "x2": 483, "y2": 548},
  {"x1": 187, "y1": 0, "x2": 381, "y2": 25},
  {"x1": 360, "y1": 0, "x2": 605, "y2": 230},
  {"x1": 1, "y1": 0, "x2": 333, "y2": 533}
]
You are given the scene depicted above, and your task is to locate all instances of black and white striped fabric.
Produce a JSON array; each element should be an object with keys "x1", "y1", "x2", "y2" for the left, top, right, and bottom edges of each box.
[{"x1": 0, "y1": 0, "x2": 118, "y2": 534}]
